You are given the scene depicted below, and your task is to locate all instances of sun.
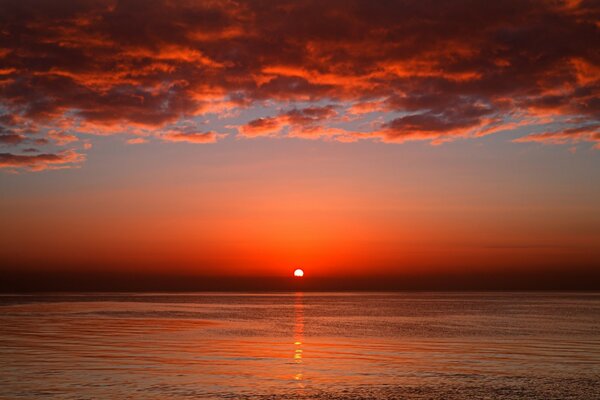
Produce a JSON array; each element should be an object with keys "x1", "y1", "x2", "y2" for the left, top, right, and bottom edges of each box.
[{"x1": 294, "y1": 268, "x2": 304, "y2": 277}]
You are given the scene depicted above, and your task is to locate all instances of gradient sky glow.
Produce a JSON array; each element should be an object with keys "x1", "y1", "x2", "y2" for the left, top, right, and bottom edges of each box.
[{"x1": 1, "y1": 0, "x2": 599, "y2": 288}]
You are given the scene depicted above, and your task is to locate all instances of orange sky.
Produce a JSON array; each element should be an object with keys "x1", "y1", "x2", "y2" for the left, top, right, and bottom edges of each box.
[{"x1": 2, "y1": 138, "x2": 599, "y2": 282}]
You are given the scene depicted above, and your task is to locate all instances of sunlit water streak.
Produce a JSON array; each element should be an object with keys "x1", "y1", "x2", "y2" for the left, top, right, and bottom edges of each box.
[{"x1": 0, "y1": 292, "x2": 599, "y2": 399}]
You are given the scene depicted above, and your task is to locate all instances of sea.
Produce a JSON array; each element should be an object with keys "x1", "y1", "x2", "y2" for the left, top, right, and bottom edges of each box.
[{"x1": 0, "y1": 292, "x2": 599, "y2": 399}]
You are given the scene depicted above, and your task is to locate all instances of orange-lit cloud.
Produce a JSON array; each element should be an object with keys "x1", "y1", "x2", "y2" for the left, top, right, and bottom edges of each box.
[
  {"x1": 239, "y1": 117, "x2": 285, "y2": 137},
  {"x1": 239, "y1": 105, "x2": 338, "y2": 137},
  {"x1": 126, "y1": 137, "x2": 148, "y2": 145},
  {"x1": 0, "y1": 0, "x2": 598, "y2": 171},
  {"x1": 0, "y1": 150, "x2": 84, "y2": 171},
  {"x1": 514, "y1": 125, "x2": 600, "y2": 148},
  {"x1": 161, "y1": 131, "x2": 225, "y2": 143}
]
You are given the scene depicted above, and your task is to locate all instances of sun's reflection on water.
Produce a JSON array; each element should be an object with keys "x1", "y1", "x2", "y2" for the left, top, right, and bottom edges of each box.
[{"x1": 293, "y1": 292, "x2": 304, "y2": 385}]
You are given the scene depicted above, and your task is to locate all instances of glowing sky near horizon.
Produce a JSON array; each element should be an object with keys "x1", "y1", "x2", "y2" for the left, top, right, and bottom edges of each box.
[{"x1": 0, "y1": 0, "x2": 599, "y2": 278}]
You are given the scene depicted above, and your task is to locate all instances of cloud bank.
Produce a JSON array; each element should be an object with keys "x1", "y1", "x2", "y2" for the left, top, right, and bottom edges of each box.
[{"x1": 0, "y1": 0, "x2": 598, "y2": 170}]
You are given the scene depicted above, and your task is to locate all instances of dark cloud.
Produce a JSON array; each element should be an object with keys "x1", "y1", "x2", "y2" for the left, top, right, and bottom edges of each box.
[
  {"x1": 284, "y1": 106, "x2": 338, "y2": 126},
  {"x1": 0, "y1": 133, "x2": 25, "y2": 145},
  {"x1": 0, "y1": 150, "x2": 84, "y2": 171},
  {"x1": 0, "y1": 114, "x2": 18, "y2": 126},
  {"x1": 0, "y1": 0, "x2": 598, "y2": 168},
  {"x1": 382, "y1": 102, "x2": 496, "y2": 142}
]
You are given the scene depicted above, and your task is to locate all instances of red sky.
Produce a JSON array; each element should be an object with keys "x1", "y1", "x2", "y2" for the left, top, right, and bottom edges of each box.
[{"x1": 0, "y1": 0, "x2": 599, "y2": 289}]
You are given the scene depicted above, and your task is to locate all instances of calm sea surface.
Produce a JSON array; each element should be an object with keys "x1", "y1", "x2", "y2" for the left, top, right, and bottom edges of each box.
[{"x1": 0, "y1": 292, "x2": 599, "y2": 399}]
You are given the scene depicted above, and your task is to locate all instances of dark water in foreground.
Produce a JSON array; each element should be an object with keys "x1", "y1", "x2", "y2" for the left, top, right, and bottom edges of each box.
[{"x1": 0, "y1": 292, "x2": 599, "y2": 399}]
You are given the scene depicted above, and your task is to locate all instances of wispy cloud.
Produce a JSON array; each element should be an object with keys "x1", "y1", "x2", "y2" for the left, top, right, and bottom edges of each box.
[{"x1": 0, "y1": 150, "x2": 84, "y2": 171}]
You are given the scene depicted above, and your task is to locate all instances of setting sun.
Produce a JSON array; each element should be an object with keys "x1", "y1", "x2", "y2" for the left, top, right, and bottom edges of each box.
[{"x1": 294, "y1": 269, "x2": 304, "y2": 278}]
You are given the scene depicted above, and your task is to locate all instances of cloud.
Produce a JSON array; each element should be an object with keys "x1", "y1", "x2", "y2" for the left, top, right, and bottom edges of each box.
[
  {"x1": 380, "y1": 103, "x2": 496, "y2": 143},
  {"x1": 48, "y1": 131, "x2": 79, "y2": 145},
  {"x1": 0, "y1": 150, "x2": 84, "y2": 171},
  {"x1": 126, "y1": 137, "x2": 148, "y2": 145},
  {"x1": 514, "y1": 124, "x2": 600, "y2": 148},
  {"x1": 285, "y1": 106, "x2": 338, "y2": 126},
  {"x1": 239, "y1": 117, "x2": 284, "y2": 137},
  {"x1": 0, "y1": 133, "x2": 25, "y2": 145},
  {"x1": 161, "y1": 131, "x2": 224, "y2": 143},
  {"x1": 0, "y1": 0, "x2": 598, "y2": 170},
  {"x1": 240, "y1": 105, "x2": 338, "y2": 137}
]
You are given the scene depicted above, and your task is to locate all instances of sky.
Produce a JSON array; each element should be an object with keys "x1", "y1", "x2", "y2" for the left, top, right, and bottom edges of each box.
[{"x1": 1, "y1": 0, "x2": 599, "y2": 290}]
